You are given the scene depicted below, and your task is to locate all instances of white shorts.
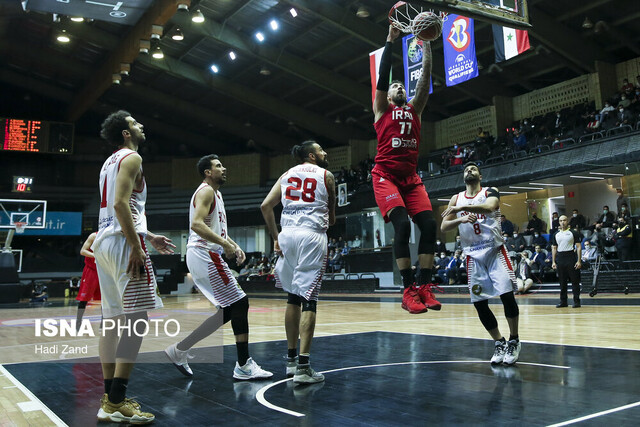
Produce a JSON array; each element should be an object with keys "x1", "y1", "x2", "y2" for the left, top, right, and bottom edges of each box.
[
  {"x1": 275, "y1": 228, "x2": 327, "y2": 301},
  {"x1": 186, "y1": 246, "x2": 246, "y2": 308},
  {"x1": 93, "y1": 234, "x2": 163, "y2": 319},
  {"x1": 465, "y1": 245, "x2": 516, "y2": 303}
]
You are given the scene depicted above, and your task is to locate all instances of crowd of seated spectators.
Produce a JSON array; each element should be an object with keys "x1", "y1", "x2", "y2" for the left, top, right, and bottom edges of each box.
[
  {"x1": 334, "y1": 157, "x2": 374, "y2": 192},
  {"x1": 237, "y1": 254, "x2": 276, "y2": 282}
]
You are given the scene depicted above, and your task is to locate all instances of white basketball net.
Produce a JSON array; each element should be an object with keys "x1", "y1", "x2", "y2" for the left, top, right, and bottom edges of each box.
[
  {"x1": 389, "y1": 1, "x2": 447, "y2": 37},
  {"x1": 14, "y1": 222, "x2": 26, "y2": 234}
]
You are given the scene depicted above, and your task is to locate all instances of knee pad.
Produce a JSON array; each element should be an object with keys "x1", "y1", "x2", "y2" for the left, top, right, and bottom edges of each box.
[
  {"x1": 389, "y1": 207, "x2": 411, "y2": 259},
  {"x1": 500, "y1": 291, "x2": 519, "y2": 318},
  {"x1": 287, "y1": 293, "x2": 302, "y2": 306},
  {"x1": 301, "y1": 298, "x2": 317, "y2": 313},
  {"x1": 224, "y1": 296, "x2": 249, "y2": 335},
  {"x1": 414, "y1": 211, "x2": 437, "y2": 255},
  {"x1": 473, "y1": 299, "x2": 498, "y2": 331}
]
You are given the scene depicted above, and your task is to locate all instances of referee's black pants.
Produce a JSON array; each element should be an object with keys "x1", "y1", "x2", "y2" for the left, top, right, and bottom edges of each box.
[{"x1": 557, "y1": 251, "x2": 581, "y2": 304}]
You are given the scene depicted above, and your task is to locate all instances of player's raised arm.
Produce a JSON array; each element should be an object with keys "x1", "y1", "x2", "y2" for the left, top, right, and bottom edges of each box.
[
  {"x1": 373, "y1": 25, "x2": 401, "y2": 122},
  {"x1": 411, "y1": 40, "x2": 432, "y2": 116},
  {"x1": 326, "y1": 171, "x2": 336, "y2": 226}
]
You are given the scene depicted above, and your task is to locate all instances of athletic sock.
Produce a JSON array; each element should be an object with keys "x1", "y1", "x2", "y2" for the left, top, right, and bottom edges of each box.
[
  {"x1": 419, "y1": 268, "x2": 433, "y2": 285},
  {"x1": 236, "y1": 341, "x2": 249, "y2": 366},
  {"x1": 109, "y1": 377, "x2": 128, "y2": 404},
  {"x1": 509, "y1": 335, "x2": 519, "y2": 342},
  {"x1": 104, "y1": 378, "x2": 113, "y2": 395},
  {"x1": 298, "y1": 353, "x2": 310, "y2": 365},
  {"x1": 400, "y1": 268, "x2": 414, "y2": 288},
  {"x1": 287, "y1": 348, "x2": 297, "y2": 359}
]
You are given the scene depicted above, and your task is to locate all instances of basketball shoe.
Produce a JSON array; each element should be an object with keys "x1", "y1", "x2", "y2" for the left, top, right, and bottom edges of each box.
[
  {"x1": 503, "y1": 339, "x2": 521, "y2": 365},
  {"x1": 165, "y1": 343, "x2": 194, "y2": 377},
  {"x1": 417, "y1": 283, "x2": 442, "y2": 310},
  {"x1": 97, "y1": 398, "x2": 154, "y2": 424},
  {"x1": 98, "y1": 393, "x2": 140, "y2": 416},
  {"x1": 490, "y1": 340, "x2": 507, "y2": 364},
  {"x1": 286, "y1": 356, "x2": 298, "y2": 378},
  {"x1": 233, "y1": 357, "x2": 273, "y2": 380},
  {"x1": 401, "y1": 286, "x2": 428, "y2": 314},
  {"x1": 293, "y1": 365, "x2": 325, "y2": 384}
]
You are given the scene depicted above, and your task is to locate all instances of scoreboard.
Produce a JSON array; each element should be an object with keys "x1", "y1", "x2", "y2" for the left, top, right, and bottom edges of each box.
[{"x1": 1, "y1": 118, "x2": 74, "y2": 154}]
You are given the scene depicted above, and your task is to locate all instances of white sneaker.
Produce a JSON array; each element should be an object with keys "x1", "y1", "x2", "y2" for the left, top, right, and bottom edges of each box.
[
  {"x1": 233, "y1": 357, "x2": 274, "y2": 380},
  {"x1": 503, "y1": 340, "x2": 521, "y2": 365},
  {"x1": 165, "y1": 343, "x2": 193, "y2": 377},
  {"x1": 286, "y1": 356, "x2": 298, "y2": 378},
  {"x1": 293, "y1": 365, "x2": 325, "y2": 384},
  {"x1": 490, "y1": 340, "x2": 507, "y2": 365}
]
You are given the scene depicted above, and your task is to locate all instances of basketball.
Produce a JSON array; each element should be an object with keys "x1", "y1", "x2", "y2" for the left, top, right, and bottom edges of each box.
[{"x1": 412, "y1": 11, "x2": 443, "y2": 41}]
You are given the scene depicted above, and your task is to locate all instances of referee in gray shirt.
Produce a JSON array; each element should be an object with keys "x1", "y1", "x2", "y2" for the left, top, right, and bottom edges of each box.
[{"x1": 551, "y1": 215, "x2": 582, "y2": 308}]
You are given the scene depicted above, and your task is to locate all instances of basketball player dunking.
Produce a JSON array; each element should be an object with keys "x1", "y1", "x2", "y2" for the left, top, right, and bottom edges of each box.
[
  {"x1": 261, "y1": 141, "x2": 336, "y2": 383},
  {"x1": 440, "y1": 162, "x2": 522, "y2": 365},
  {"x1": 93, "y1": 111, "x2": 175, "y2": 424},
  {"x1": 373, "y1": 25, "x2": 440, "y2": 314}
]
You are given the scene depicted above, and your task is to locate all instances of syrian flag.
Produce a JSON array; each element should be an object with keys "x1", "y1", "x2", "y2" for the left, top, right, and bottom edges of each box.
[
  {"x1": 492, "y1": 25, "x2": 530, "y2": 63},
  {"x1": 369, "y1": 46, "x2": 390, "y2": 106}
]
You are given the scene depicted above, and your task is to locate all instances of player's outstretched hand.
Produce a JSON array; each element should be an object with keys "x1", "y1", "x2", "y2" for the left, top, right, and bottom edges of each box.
[
  {"x1": 149, "y1": 234, "x2": 176, "y2": 255},
  {"x1": 127, "y1": 246, "x2": 147, "y2": 280},
  {"x1": 387, "y1": 24, "x2": 401, "y2": 41}
]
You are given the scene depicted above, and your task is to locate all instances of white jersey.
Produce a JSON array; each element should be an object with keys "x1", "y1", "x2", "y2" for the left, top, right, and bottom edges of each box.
[
  {"x1": 455, "y1": 187, "x2": 503, "y2": 258},
  {"x1": 187, "y1": 183, "x2": 228, "y2": 254},
  {"x1": 95, "y1": 148, "x2": 147, "y2": 248},
  {"x1": 280, "y1": 163, "x2": 329, "y2": 232}
]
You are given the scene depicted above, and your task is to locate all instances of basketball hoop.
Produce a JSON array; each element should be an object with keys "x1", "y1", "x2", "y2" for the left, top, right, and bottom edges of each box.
[
  {"x1": 14, "y1": 222, "x2": 26, "y2": 234},
  {"x1": 388, "y1": 1, "x2": 447, "y2": 38}
]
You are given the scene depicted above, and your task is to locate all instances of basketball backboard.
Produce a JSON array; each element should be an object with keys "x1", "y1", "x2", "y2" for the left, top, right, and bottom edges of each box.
[
  {"x1": 0, "y1": 199, "x2": 47, "y2": 229},
  {"x1": 414, "y1": 0, "x2": 530, "y2": 29}
]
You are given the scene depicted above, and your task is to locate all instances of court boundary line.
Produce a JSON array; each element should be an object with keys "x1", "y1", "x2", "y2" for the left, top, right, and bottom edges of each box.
[
  {"x1": 0, "y1": 364, "x2": 67, "y2": 426},
  {"x1": 547, "y1": 400, "x2": 640, "y2": 426},
  {"x1": 255, "y1": 359, "x2": 569, "y2": 418}
]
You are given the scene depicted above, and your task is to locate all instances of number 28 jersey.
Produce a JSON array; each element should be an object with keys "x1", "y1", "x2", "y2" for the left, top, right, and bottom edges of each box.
[
  {"x1": 280, "y1": 163, "x2": 329, "y2": 232},
  {"x1": 455, "y1": 187, "x2": 503, "y2": 258},
  {"x1": 373, "y1": 103, "x2": 421, "y2": 177}
]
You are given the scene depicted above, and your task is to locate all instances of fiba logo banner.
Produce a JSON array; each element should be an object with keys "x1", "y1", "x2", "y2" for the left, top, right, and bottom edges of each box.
[
  {"x1": 402, "y1": 34, "x2": 433, "y2": 102},
  {"x1": 443, "y1": 15, "x2": 479, "y2": 87}
]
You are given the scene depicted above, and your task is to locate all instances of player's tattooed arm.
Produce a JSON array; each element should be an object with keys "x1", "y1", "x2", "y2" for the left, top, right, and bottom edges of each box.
[
  {"x1": 411, "y1": 40, "x2": 432, "y2": 116},
  {"x1": 326, "y1": 171, "x2": 336, "y2": 226}
]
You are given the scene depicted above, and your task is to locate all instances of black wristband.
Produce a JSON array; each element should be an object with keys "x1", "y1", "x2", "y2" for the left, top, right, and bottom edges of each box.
[{"x1": 376, "y1": 42, "x2": 393, "y2": 92}]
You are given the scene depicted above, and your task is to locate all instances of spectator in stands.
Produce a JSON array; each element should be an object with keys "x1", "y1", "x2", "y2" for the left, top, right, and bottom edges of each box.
[
  {"x1": 524, "y1": 212, "x2": 544, "y2": 236},
  {"x1": 450, "y1": 145, "x2": 464, "y2": 169},
  {"x1": 477, "y1": 127, "x2": 489, "y2": 142},
  {"x1": 512, "y1": 231, "x2": 526, "y2": 253},
  {"x1": 631, "y1": 88, "x2": 640, "y2": 112},
  {"x1": 530, "y1": 245, "x2": 547, "y2": 281},
  {"x1": 515, "y1": 252, "x2": 533, "y2": 294},
  {"x1": 328, "y1": 238, "x2": 337, "y2": 251},
  {"x1": 635, "y1": 75, "x2": 640, "y2": 90},
  {"x1": 434, "y1": 238, "x2": 447, "y2": 255},
  {"x1": 336, "y1": 236, "x2": 345, "y2": 250},
  {"x1": 352, "y1": 235, "x2": 362, "y2": 249},
  {"x1": 500, "y1": 214, "x2": 515, "y2": 236},
  {"x1": 341, "y1": 242, "x2": 350, "y2": 256},
  {"x1": 531, "y1": 232, "x2": 547, "y2": 250},
  {"x1": 569, "y1": 209, "x2": 587, "y2": 232},
  {"x1": 593, "y1": 205, "x2": 616, "y2": 231},
  {"x1": 619, "y1": 203, "x2": 630, "y2": 222},
  {"x1": 621, "y1": 78, "x2": 634, "y2": 96},
  {"x1": 581, "y1": 240, "x2": 598, "y2": 269},
  {"x1": 435, "y1": 252, "x2": 449, "y2": 284},
  {"x1": 550, "y1": 212, "x2": 560, "y2": 235},
  {"x1": 616, "y1": 188, "x2": 630, "y2": 215},
  {"x1": 553, "y1": 111, "x2": 564, "y2": 136},
  {"x1": 453, "y1": 235, "x2": 463, "y2": 253},
  {"x1": 512, "y1": 128, "x2": 527, "y2": 151},
  {"x1": 30, "y1": 283, "x2": 48, "y2": 303},
  {"x1": 446, "y1": 250, "x2": 463, "y2": 285},
  {"x1": 615, "y1": 105, "x2": 633, "y2": 127},
  {"x1": 614, "y1": 216, "x2": 633, "y2": 262},
  {"x1": 551, "y1": 137, "x2": 564, "y2": 149},
  {"x1": 585, "y1": 112, "x2": 600, "y2": 133},
  {"x1": 596, "y1": 101, "x2": 615, "y2": 123}
]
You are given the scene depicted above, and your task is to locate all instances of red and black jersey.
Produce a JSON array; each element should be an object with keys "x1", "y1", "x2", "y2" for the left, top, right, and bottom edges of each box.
[{"x1": 373, "y1": 103, "x2": 421, "y2": 177}]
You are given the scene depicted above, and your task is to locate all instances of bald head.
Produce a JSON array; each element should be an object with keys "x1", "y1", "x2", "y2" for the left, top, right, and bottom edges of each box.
[{"x1": 559, "y1": 215, "x2": 569, "y2": 230}]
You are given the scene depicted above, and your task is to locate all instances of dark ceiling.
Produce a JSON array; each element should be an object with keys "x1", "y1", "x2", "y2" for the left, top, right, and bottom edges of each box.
[{"x1": 1, "y1": 0, "x2": 638, "y2": 157}]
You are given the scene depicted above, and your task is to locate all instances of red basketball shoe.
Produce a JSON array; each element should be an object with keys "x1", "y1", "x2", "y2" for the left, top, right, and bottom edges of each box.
[
  {"x1": 417, "y1": 283, "x2": 443, "y2": 310},
  {"x1": 401, "y1": 286, "x2": 428, "y2": 314}
]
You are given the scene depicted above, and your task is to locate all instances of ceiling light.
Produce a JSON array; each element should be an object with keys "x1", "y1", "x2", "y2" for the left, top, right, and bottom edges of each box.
[
  {"x1": 528, "y1": 182, "x2": 563, "y2": 187},
  {"x1": 112, "y1": 74, "x2": 121, "y2": 85},
  {"x1": 582, "y1": 17, "x2": 593, "y2": 29},
  {"x1": 177, "y1": 3, "x2": 189, "y2": 12},
  {"x1": 120, "y1": 63, "x2": 130, "y2": 76},
  {"x1": 508, "y1": 186, "x2": 543, "y2": 190},
  {"x1": 255, "y1": 32, "x2": 265, "y2": 42},
  {"x1": 270, "y1": 19, "x2": 279, "y2": 30},
  {"x1": 356, "y1": 6, "x2": 370, "y2": 18},
  {"x1": 229, "y1": 51, "x2": 236, "y2": 60},
  {"x1": 259, "y1": 66, "x2": 271, "y2": 75},
  {"x1": 589, "y1": 172, "x2": 623, "y2": 176},
  {"x1": 192, "y1": 9, "x2": 205, "y2": 23},
  {"x1": 151, "y1": 45, "x2": 164, "y2": 59},
  {"x1": 210, "y1": 64, "x2": 219, "y2": 73},
  {"x1": 570, "y1": 175, "x2": 604, "y2": 180},
  {"x1": 172, "y1": 28, "x2": 184, "y2": 41},
  {"x1": 139, "y1": 40, "x2": 150, "y2": 54},
  {"x1": 289, "y1": 8, "x2": 298, "y2": 18},
  {"x1": 56, "y1": 30, "x2": 70, "y2": 43},
  {"x1": 70, "y1": 17, "x2": 84, "y2": 22}
]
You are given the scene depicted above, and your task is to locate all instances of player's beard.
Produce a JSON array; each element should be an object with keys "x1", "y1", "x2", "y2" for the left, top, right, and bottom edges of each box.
[
  {"x1": 391, "y1": 93, "x2": 406, "y2": 106},
  {"x1": 464, "y1": 173, "x2": 479, "y2": 184},
  {"x1": 316, "y1": 157, "x2": 329, "y2": 169}
]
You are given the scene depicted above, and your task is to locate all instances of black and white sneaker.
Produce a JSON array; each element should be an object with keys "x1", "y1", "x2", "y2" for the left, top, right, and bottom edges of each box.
[
  {"x1": 503, "y1": 340, "x2": 521, "y2": 365},
  {"x1": 165, "y1": 343, "x2": 194, "y2": 377},
  {"x1": 490, "y1": 340, "x2": 507, "y2": 365}
]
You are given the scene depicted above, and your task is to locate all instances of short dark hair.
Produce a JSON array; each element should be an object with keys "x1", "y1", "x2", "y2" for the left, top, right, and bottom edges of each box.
[
  {"x1": 573, "y1": 209, "x2": 578, "y2": 212},
  {"x1": 391, "y1": 79, "x2": 404, "y2": 87},
  {"x1": 291, "y1": 140, "x2": 317, "y2": 163},
  {"x1": 100, "y1": 110, "x2": 131, "y2": 145},
  {"x1": 463, "y1": 161, "x2": 480, "y2": 174},
  {"x1": 604, "y1": 205, "x2": 610, "y2": 209},
  {"x1": 197, "y1": 154, "x2": 219, "y2": 178}
]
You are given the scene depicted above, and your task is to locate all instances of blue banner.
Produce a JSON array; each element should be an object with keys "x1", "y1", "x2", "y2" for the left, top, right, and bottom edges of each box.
[
  {"x1": 21, "y1": 212, "x2": 82, "y2": 236},
  {"x1": 402, "y1": 34, "x2": 432, "y2": 103},
  {"x1": 442, "y1": 15, "x2": 479, "y2": 87}
]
